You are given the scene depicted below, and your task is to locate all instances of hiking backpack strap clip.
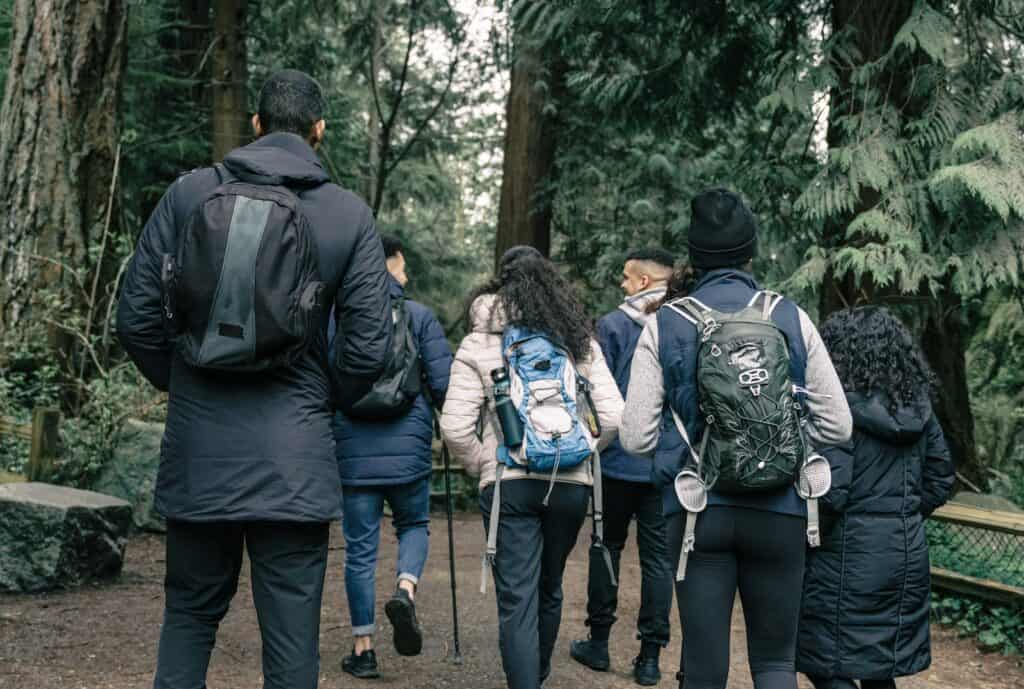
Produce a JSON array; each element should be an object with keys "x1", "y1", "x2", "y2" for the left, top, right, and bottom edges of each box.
[
  {"x1": 481, "y1": 463, "x2": 505, "y2": 594},
  {"x1": 670, "y1": 406, "x2": 710, "y2": 581},
  {"x1": 795, "y1": 420, "x2": 833, "y2": 548},
  {"x1": 664, "y1": 296, "x2": 719, "y2": 342},
  {"x1": 590, "y1": 448, "x2": 617, "y2": 587}
]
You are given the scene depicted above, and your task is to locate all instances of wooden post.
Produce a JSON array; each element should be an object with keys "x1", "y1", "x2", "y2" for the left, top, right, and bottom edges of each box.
[{"x1": 27, "y1": 408, "x2": 60, "y2": 482}]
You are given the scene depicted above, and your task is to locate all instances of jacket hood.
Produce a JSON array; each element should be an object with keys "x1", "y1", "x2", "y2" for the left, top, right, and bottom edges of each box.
[
  {"x1": 847, "y1": 391, "x2": 931, "y2": 445},
  {"x1": 469, "y1": 294, "x2": 507, "y2": 334},
  {"x1": 619, "y1": 287, "x2": 666, "y2": 327},
  {"x1": 222, "y1": 132, "x2": 330, "y2": 187}
]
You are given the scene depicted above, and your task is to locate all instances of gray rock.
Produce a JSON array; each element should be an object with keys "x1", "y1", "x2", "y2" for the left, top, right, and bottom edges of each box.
[
  {"x1": 0, "y1": 482, "x2": 132, "y2": 593},
  {"x1": 93, "y1": 419, "x2": 165, "y2": 532}
]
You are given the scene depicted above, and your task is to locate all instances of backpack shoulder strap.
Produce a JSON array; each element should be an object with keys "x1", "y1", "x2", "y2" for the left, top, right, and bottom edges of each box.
[
  {"x1": 213, "y1": 163, "x2": 236, "y2": 185},
  {"x1": 747, "y1": 290, "x2": 785, "y2": 321},
  {"x1": 663, "y1": 296, "x2": 710, "y2": 326}
]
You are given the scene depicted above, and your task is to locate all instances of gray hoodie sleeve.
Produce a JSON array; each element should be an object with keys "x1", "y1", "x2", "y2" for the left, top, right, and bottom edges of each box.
[
  {"x1": 798, "y1": 308, "x2": 853, "y2": 447},
  {"x1": 620, "y1": 318, "x2": 665, "y2": 459}
]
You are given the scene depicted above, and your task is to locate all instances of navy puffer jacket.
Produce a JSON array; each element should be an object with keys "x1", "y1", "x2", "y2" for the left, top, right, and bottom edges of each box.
[
  {"x1": 597, "y1": 288, "x2": 665, "y2": 483},
  {"x1": 798, "y1": 391, "x2": 955, "y2": 681},
  {"x1": 332, "y1": 277, "x2": 453, "y2": 486}
]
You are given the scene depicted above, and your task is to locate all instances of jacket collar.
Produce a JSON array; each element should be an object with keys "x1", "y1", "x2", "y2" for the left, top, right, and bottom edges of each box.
[
  {"x1": 255, "y1": 132, "x2": 324, "y2": 167},
  {"x1": 387, "y1": 274, "x2": 406, "y2": 298},
  {"x1": 618, "y1": 287, "x2": 666, "y2": 327},
  {"x1": 693, "y1": 268, "x2": 760, "y2": 294}
]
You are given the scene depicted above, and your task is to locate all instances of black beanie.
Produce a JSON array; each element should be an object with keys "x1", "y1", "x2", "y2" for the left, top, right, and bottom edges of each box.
[{"x1": 687, "y1": 188, "x2": 759, "y2": 270}]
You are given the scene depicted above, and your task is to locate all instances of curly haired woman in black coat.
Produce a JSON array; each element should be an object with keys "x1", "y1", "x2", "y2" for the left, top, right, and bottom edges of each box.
[{"x1": 797, "y1": 306, "x2": 956, "y2": 689}]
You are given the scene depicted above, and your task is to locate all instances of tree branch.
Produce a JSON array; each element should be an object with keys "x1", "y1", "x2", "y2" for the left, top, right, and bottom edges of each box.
[{"x1": 385, "y1": 53, "x2": 460, "y2": 178}]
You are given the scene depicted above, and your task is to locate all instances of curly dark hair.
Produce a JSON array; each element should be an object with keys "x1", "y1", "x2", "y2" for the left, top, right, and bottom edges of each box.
[
  {"x1": 819, "y1": 306, "x2": 937, "y2": 409},
  {"x1": 465, "y1": 247, "x2": 593, "y2": 360}
]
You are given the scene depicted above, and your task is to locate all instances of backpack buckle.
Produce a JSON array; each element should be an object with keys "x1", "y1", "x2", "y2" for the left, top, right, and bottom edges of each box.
[
  {"x1": 701, "y1": 319, "x2": 720, "y2": 342},
  {"x1": 739, "y1": 368, "x2": 769, "y2": 396}
]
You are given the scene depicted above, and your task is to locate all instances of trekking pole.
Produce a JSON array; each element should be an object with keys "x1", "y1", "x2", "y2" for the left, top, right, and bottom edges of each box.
[{"x1": 441, "y1": 440, "x2": 464, "y2": 664}]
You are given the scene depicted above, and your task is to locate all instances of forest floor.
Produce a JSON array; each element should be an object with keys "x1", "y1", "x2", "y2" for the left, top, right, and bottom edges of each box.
[{"x1": 1, "y1": 515, "x2": 1022, "y2": 689}]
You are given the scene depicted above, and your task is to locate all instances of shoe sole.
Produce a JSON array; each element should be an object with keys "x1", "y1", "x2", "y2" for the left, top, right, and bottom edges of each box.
[
  {"x1": 342, "y1": 665, "x2": 381, "y2": 680},
  {"x1": 385, "y1": 597, "x2": 423, "y2": 657},
  {"x1": 634, "y1": 674, "x2": 660, "y2": 687},
  {"x1": 569, "y1": 647, "x2": 610, "y2": 672}
]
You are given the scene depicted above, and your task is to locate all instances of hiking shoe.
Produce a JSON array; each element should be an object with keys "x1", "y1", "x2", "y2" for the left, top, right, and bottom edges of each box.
[
  {"x1": 342, "y1": 649, "x2": 380, "y2": 680},
  {"x1": 633, "y1": 654, "x2": 661, "y2": 686},
  {"x1": 384, "y1": 588, "x2": 423, "y2": 656},
  {"x1": 633, "y1": 642, "x2": 661, "y2": 686},
  {"x1": 570, "y1": 638, "x2": 610, "y2": 672}
]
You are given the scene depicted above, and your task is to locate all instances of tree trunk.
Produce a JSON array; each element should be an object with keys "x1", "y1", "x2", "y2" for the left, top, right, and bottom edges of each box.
[
  {"x1": 920, "y1": 287, "x2": 979, "y2": 485},
  {"x1": 820, "y1": 0, "x2": 913, "y2": 315},
  {"x1": 365, "y1": 0, "x2": 383, "y2": 205},
  {"x1": 211, "y1": 0, "x2": 248, "y2": 161},
  {"x1": 821, "y1": 0, "x2": 977, "y2": 480},
  {"x1": 159, "y1": 1, "x2": 213, "y2": 163},
  {"x1": 493, "y1": 42, "x2": 564, "y2": 268},
  {"x1": 0, "y1": 0, "x2": 129, "y2": 337}
]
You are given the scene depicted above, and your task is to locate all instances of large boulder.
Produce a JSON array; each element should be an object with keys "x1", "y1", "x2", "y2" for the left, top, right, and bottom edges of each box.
[
  {"x1": 93, "y1": 419, "x2": 165, "y2": 532},
  {"x1": 0, "y1": 483, "x2": 131, "y2": 593}
]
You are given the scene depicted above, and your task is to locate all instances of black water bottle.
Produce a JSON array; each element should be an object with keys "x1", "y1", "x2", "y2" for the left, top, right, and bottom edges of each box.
[{"x1": 491, "y1": 368, "x2": 524, "y2": 449}]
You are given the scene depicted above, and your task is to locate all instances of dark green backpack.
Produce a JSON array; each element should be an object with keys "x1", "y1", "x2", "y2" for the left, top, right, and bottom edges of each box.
[{"x1": 667, "y1": 291, "x2": 805, "y2": 493}]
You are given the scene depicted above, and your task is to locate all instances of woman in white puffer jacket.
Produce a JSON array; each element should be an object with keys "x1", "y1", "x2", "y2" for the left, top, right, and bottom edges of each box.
[{"x1": 441, "y1": 246, "x2": 623, "y2": 689}]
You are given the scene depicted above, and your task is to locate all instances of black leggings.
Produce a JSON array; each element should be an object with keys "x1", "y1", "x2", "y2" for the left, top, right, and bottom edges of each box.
[
  {"x1": 808, "y1": 678, "x2": 897, "y2": 689},
  {"x1": 668, "y1": 506, "x2": 806, "y2": 689}
]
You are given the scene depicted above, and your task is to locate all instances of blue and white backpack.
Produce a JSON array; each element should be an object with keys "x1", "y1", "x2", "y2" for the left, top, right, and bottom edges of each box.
[
  {"x1": 481, "y1": 326, "x2": 615, "y2": 593},
  {"x1": 498, "y1": 326, "x2": 597, "y2": 474}
]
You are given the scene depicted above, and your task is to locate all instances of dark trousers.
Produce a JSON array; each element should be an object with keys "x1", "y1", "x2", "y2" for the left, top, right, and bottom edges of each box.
[
  {"x1": 153, "y1": 520, "x2": 330, "y2": 689},
  {"x1": 585, "y1": 476, "x2": 672, "y2": 646},
  {"x1": 481, "y1": 480, "x2": 589, "y2": 689},
  {"x1": 668, "y1": 506, "x2": 806, "y2": 689}
]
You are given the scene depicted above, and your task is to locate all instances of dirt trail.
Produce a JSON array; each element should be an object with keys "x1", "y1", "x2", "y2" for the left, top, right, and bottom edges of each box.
[{"x1": 1, "y1": 515, "x2": 1021, "y2": 689}]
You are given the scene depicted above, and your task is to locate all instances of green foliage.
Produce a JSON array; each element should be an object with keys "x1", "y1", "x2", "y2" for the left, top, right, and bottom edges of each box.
[
  {"x1": 0, "y1": 0, "x2": 12, "y2": 99},
  {"x1": 49, "y1": 365, "x2": 164, "y2": 489},
  {"x1": 541, "y1": 1, "x2": 821, "y2": 311},
  {"x1": 769, "y1": 3, "x2": 1024, "y2": 304},
  {"x1": 932, "y1": 593, "x2": 1024, "y2": 655}
]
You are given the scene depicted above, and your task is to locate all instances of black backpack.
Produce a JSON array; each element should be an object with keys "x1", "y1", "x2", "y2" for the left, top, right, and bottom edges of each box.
[
  {"x1": 161, "y1": 165, "x2": 325, "y2": 371},
  {"x1": 343, "y1": 296, "x2": 423, "y2": 419}
]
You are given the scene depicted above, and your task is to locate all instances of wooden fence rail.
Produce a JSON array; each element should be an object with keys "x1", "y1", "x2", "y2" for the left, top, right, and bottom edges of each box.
[
  {"x1": 929, "y1": 503, "x2": 1024, "y2": 605},
  {"x1": 0, "y1": 407, "x2": 61, "y2": 481}
]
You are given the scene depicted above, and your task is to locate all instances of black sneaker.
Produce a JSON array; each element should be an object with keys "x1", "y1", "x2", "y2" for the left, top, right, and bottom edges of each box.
[
  {"x1": 633, "y1": 643, "x2": 661, "y2": 686},
  {"x1": 570, "y1": 638, "x2": 610, "y2": 672},
  {"x1": 342, "y1": 649, "x2": 380, "y2": 680},
  {"x1": 384, "y1": 588, "x2": 423, "y2": 656}
]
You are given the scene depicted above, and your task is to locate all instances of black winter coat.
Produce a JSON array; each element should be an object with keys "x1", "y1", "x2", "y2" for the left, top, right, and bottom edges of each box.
[
  {"x1": 116, "y1": 133, "x2": 392, "y2": 523},
  {"x1": 797, "y1": 392, "x2": 955, "y2": 680}
]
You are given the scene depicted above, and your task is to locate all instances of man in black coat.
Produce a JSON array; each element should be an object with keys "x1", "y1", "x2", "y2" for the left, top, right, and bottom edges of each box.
[{"x1": 116, "y1": 69, "x2": 392, "y2": 689}]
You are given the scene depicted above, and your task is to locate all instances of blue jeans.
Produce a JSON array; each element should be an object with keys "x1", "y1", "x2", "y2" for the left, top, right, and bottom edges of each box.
[{"x1": 342, "y1": 477, "x2": 430, "y2": 636}]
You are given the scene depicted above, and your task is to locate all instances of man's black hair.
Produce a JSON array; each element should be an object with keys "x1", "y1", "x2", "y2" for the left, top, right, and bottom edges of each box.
[
  {"x1": 257, "y1": 69, "x2": 325, "y2": 137},
  {"x1": 625, "y1": 247, "x2": 675, "y2": 269},
  {"x1": 381, "y1": 234, "x2": 403, "y2": 259}
]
